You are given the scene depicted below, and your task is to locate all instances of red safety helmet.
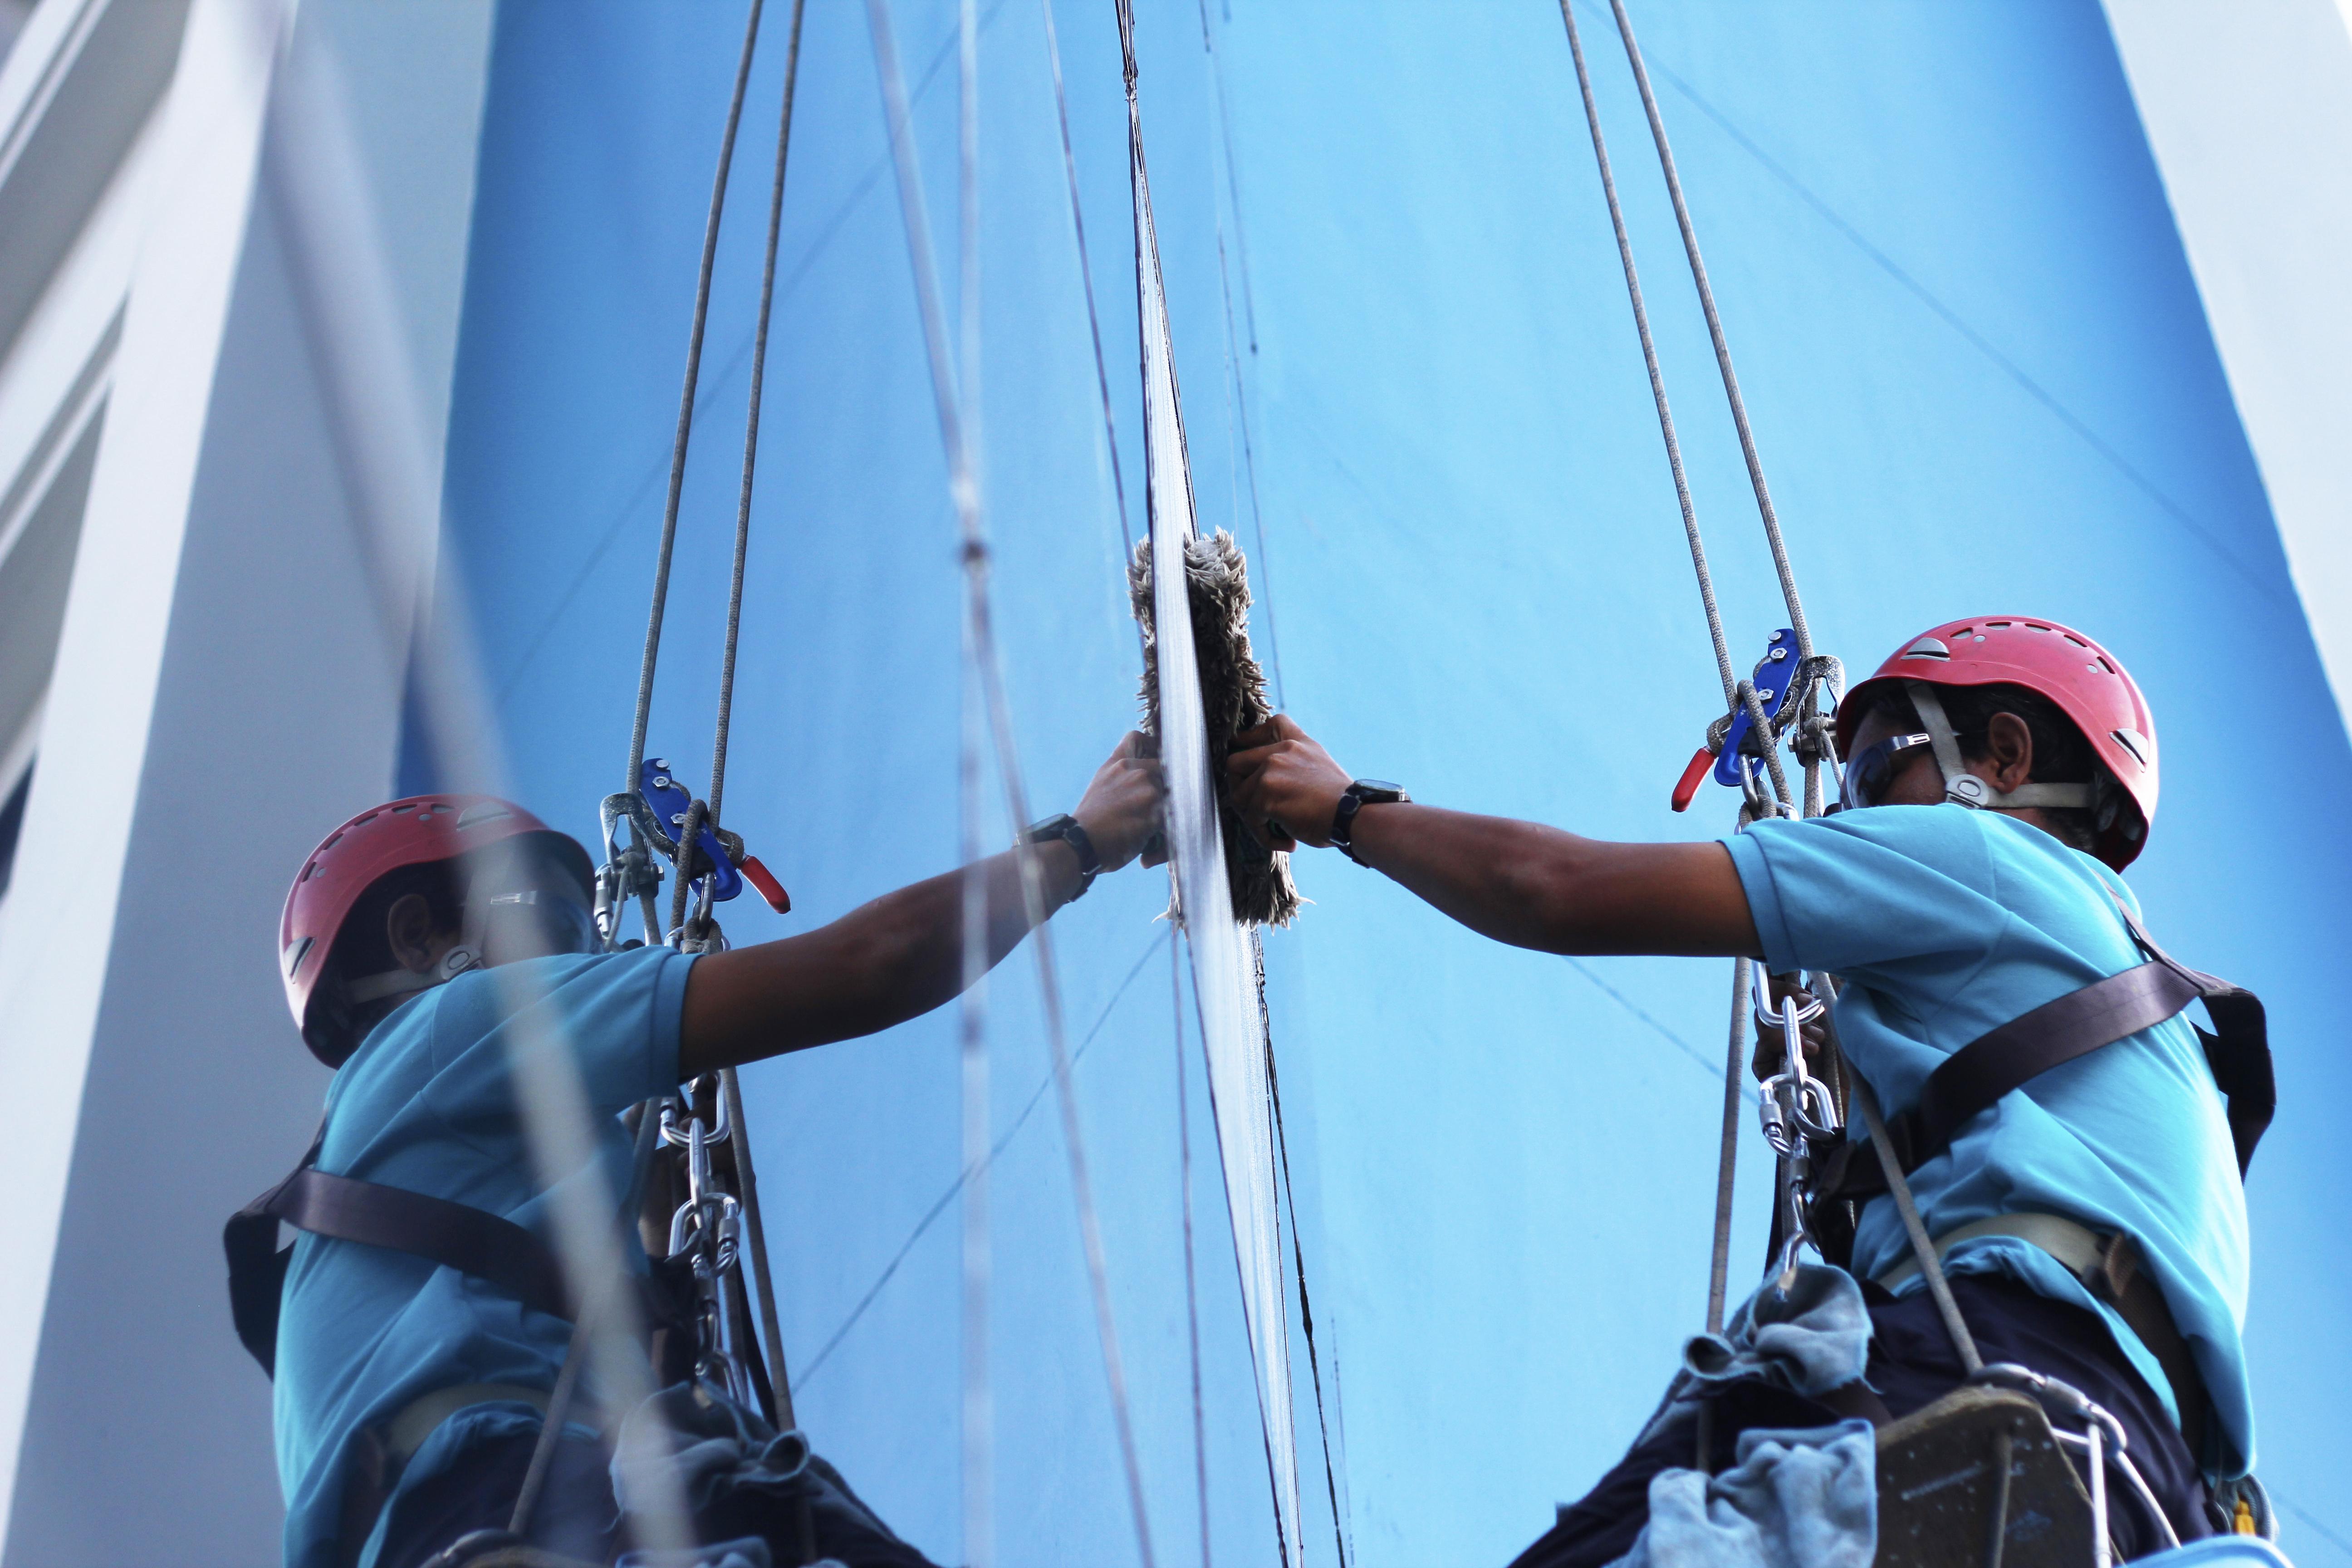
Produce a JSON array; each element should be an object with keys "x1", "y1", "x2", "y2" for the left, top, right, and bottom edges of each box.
[
  {"x1": 1835, "y1": 617, "x2": 2158, "y2": 871},
  {"x1": 279, "y1": 795, "x2": 594, "y2": 1061}
]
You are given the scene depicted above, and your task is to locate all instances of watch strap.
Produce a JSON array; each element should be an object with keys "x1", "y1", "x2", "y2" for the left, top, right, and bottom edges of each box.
[
  {"x1": 1331, "y1": 779, "x2": 1408, "y2": 866},
  {"x1": 1022, "y1": 813, "x2": 1100, "y2": 897}
]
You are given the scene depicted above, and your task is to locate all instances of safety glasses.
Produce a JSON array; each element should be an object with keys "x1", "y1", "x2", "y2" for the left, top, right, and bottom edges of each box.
[
  {"x1": 1837, "y1": 731, "x2": 1934, "y2": 813},
  {"x1": 481, "y1": 888, "x2": 601, "y2": 961}
]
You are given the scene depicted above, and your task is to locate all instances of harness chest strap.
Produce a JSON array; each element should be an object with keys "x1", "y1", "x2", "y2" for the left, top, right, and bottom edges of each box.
[
  {"x1": 1816, "y1": 907, "x2": 2274, "y2": 1205},
  {"x1": 224, "y1": 1129, "x2": 573, "y2": 1377},
  {"x1": 1806, "y1": 905, "x2": 2270, "y2": 1464}
]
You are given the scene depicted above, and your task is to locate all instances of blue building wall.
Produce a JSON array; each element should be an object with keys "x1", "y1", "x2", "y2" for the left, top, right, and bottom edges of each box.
[{"x1": 431, "y1": 1, "x2": 2352, "y2": 1562}]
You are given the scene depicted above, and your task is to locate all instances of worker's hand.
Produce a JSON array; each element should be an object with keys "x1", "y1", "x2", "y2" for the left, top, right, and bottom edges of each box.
[
  {"x1": 1075, "y1": 731, "x2": 1167, "y2": 874},
  {"x1": 1227, "y1": 715, "x2": 1350, "y2": 851},
  {"x1": 1751, "y1": 978, "x2": 1830, "y2": 1081}
]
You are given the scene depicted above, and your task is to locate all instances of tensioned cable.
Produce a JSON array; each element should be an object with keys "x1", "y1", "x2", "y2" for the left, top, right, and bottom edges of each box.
[
  {"x1": 627, "y1": 0, "x2": 768, "y2": 794},
  {"x1": 1558, "y1": 0, "x2": 1845, "y2": 1448},
  {"x1": 1555, "y1": 0, "x2": 1736, "y2": 710},
  {"x1": 866, "y1": 5, "x2": 1157, "y2": 1562},
  {"x1": 1176, "y1": 936, "x2": 1212, "y2": 1568},
  {"x1": 706, "y1": 0, "x2": 810, "y2": 832},
  {"x1": 1598, "y1": 0, "x2": 1813, "y2": 662},
  {"x1": 1259, "y1": 936, "x2": 1349, "y2": 1568},
  {"x1": 669, "y1": 0, "x2": 812, "y2": 939}
]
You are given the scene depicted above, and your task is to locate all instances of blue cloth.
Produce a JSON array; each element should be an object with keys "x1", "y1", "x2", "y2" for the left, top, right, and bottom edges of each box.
[
  {"x1": 272, "y1": 948, "x2": 697, "y2": 1568},
  {"x1": 1721, "y1": 804, "x2": 2252, "y2": 1472},
  {"x1": 1606, "y1": 1421, "x2": 1876, "y2": 1568}
]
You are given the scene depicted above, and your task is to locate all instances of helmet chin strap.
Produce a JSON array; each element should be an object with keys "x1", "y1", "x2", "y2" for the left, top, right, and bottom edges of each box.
[
  {"x1": 342, "y1": 889, "x2": 503, "y2": 1006},
  {"x1": 1905, "y1": 681, "x2": 2093, "y2": 812}
]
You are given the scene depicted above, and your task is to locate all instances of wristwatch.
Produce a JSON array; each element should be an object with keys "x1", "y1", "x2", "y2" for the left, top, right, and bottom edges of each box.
[
  {"x1": 1330, "y1": 779, "x2": 1409, "y2": 865},
  {"x1": 1022, "y1": 813, "x2": 1102, "y2": 899}
]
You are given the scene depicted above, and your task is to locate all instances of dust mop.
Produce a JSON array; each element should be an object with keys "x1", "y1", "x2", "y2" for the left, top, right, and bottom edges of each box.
[{"x1": 1129, "y1": 529, "x2": 1301, "y2": 928}]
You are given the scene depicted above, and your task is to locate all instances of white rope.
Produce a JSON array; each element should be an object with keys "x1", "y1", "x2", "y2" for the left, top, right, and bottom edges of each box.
[{"x1": 867, "y1": 7, "x2": 1158, "y2": 1562}]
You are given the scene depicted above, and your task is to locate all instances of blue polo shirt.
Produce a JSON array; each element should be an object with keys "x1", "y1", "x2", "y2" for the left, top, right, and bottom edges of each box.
[
  {"x1": 1721, "y1": 805, "x2": 2253, "y2": 1474},
  {"x1": 272, "y1": 947, "x2": 696, "y2": 1568}
]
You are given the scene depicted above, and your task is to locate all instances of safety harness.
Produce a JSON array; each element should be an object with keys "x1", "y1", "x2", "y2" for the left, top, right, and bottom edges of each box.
[
  {"x1": 1803, "y1": 898, "x2": 2274, "y2": 1468},
  {"x1": 226, "y1": 1124, "x2": 574, "y2": 1378}
]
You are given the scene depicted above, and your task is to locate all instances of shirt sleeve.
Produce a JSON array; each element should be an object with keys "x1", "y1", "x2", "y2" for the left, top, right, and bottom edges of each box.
[
  {"x1": 1720, "y1": 805, "x2": 2010, "y2": 989},
  {"x1": 423, "y1": 947, "x2": 697, "y2": 1130}
]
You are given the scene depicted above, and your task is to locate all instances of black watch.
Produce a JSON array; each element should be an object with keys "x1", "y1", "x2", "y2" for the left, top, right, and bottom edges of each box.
[
  {"x1": 1022, "y1": 813, "x2": 1102, "y2": 899},
  {"x1": 1330, "y1": 779, "x2": 1408, "y2": 865}
]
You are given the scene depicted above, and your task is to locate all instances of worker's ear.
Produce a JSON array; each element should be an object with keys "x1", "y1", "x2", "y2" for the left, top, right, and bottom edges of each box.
[
  {"x1": 1982, "y1": 711, "x2": 2036, "y2": 794},
  {"x1": 385, "y1": 892, "x2": 443, "y2": 973}
]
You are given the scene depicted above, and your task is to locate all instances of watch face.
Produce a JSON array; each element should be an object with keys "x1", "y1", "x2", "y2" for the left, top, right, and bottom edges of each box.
[{"x1": 1352, "y1": 779, "x2": 1404, "y2": 799}]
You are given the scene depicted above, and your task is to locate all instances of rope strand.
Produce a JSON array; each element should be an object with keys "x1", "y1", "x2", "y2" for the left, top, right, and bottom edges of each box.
[
  {"x1": 1601, "y1": 0, "x2": 1813, "y2": 659},
  {"x1": 627, "y1": 0, "x2": 768, "y2": 793},
  {"x1": 1556, "y1": 0, "x2": 1736, "y2": 709},
  {"x1": 707, "y1": 0, "x2": 810, "y2": 828},
  {"x1": 867, "y1": 8, "x2": 1156, "y2": 1560}
]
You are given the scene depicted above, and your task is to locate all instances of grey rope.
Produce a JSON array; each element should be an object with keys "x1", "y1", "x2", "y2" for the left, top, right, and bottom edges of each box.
[
  {"x1": 1846, "y1": 1059, "x2": 1981, "y2": 1374},
  {"x1": 627, "y1": 0, "x2": 768, "y2": 794},
  {"x1": 1705, "y1": 956, "x2": 1751, "y2": 1337},
  {"x1": 707, "y1": 0, "x2": 810, "y2": 832},
  {"x1": 867, "y1": 7, "x2": 1157, "y2": 1561},
  {"x1": 1600, "y1": 0, "x2": 1813, "y2": 661},
  {"x1": 1556, "y1": 0, "x2": 1736, "y2": 710},
  {"x1": 1735, "y1": 680, "x2": 1793, "y2": 810},
  {"x1": 720, "y1": 1068, "x2": 796, "y2": 1427},
  {"x1": 666, "y1": 0, "x2": 808, "y2": 943}
]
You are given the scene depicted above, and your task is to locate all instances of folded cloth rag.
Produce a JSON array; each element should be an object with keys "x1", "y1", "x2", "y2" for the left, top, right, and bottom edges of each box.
[
  {"x1": 1637, "y1": 1264, "x2": 1872, "y2": 1447},
  {"x1": 1606, "y1": 1421, "x2": 1876, "y2": 1568}
]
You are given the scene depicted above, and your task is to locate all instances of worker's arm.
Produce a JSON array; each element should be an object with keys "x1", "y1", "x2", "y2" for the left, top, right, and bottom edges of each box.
[
  {"x1": 1225, "y1": 717, "x2": 1759, "y2": 958},
  {"x1": 679, "y1": 733, "x2": 1165, "y2": 1076}
]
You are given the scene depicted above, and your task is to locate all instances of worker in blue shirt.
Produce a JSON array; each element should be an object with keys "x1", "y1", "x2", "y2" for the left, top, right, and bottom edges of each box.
[
  {"x1": 1227, "y1": 617, "x2": 2270, "y2": 1565},
  {"x1": 245, "y1": 734, "x2": 1166, "y2": 1568}
]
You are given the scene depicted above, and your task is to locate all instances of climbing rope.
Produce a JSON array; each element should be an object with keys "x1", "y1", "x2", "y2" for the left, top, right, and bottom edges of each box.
[
  {"x1": 1555, "y1": 0, "x2": 1737, "y2": 711},
  {"x1": 627, "y1": 0, "x2": 768, "y2": 799},
  {"x1": 1598, "y1": 0, "x2": 1813, "y2": 663},
  {"x1": 1554, "y1": 1, "x2": 1867, "y2": 1435},
  {"x1": 865, "y1": 5, "x2": 1158, "y2": 1562},
  {"x1": 559, "y1": 1, "x2": 815, "y2": 1544}
]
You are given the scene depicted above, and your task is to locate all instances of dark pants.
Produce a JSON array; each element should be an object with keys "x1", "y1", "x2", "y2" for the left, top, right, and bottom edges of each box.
[
  {"x1": 374, "y1": 1425, "x2": 941, "y2": 1568},
  {"x1": 1509, "y1": 1274, "x2": 2212, "y2": 1568}
]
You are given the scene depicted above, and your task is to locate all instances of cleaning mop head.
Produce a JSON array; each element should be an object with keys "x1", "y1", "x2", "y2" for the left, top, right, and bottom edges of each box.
[{"x1": 1130, "y1": 530, "x2": 1302, "y2": 928}]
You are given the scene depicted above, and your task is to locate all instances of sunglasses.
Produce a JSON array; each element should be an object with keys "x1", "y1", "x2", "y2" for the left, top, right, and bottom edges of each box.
[{"x1": 1838, "y1": 731, "x2": 1934, "y2": 813}]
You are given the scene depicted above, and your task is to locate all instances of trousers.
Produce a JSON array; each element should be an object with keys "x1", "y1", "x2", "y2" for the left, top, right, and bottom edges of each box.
[{"x1": 1507, "y1": 1274, "x2": 2212, "y2": 1568}]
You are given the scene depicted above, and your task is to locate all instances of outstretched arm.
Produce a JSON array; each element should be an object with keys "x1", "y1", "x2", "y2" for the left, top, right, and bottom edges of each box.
[
  {"x1": 1225, "y1": 717, "x2": 1758, "y2": 958},
  {"x1": 679, "y1": 733, "x2": 1165, "y2": 1075}
]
